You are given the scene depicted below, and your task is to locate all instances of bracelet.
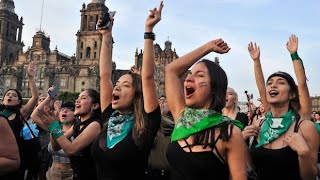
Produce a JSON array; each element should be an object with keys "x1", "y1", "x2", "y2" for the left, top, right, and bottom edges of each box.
[
  {"x1": 144, "y1": 32, "x2": 155, "y2": 40},
  {"x1": 290, "y1": 52, "x2": 300, "y2": 61},
  {"x1": 291, "y1": 51, "x2": 305, "y2": 68},
  {"x1": 51, "y1": 128, "x2": 64, "y2": 139},
  {"x1": 48, "y1": 120, "x2": 64, "y2": 139}
]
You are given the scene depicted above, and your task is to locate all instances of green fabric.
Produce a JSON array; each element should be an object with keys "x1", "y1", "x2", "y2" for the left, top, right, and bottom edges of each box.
[
  {"x1": 171, "y1": 107, "x2": 243, "y2": 142},
  {"x1": 314, "y1": 122, "x2": 320, "y2": 135},
  {"x1": 290, "y1": 52, "x2": 300, "y2": 61},
  {"x1": 106, "y1": 111, "x2": 134, "y2": 149},
  {"x1": 291, "y1": 52, "x2": 305, "y2": 70},
  {"x1": 256, "y1": 109, "x2": 295, "y2": 148},
  {"x1": 0, "y1": 109, "x2": 14, "y2": 118},
  {"x1": 48, "y1": 120, "x2": 64, "y2": 139}
]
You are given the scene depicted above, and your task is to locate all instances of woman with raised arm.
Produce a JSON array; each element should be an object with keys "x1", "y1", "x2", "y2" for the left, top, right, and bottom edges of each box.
[
  {"x1": 165, "y1": 38, "x2": 246, "y2": 180},
  {"x1": 90, "y1": 1, "x2": 163, "y2": 179},
  {"x1": 248, "y1": 35, "x2": 318, "y2": 180},
  {"x1": 32, "y1": 89, "x2": 102, "y2": 180},
  {"x1": 31, "y1": 87, "x2": 75, "y2": 180},
  {"x1": 0, "y1": 61, "x2": 39, "y2": 179}
]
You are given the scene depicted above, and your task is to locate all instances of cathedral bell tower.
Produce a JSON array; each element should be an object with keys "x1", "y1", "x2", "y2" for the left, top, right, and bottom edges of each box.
[
  {"x1": 76, "y1": 0, "x2": 109, "y2": 66},
  {"x1": 0, "y1": 0, "x2": 24, "y2": 66}
]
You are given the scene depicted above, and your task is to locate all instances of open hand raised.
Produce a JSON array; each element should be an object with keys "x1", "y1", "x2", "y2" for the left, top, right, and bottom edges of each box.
[
  {"x1": 286, "y1": 34, "x2": 298, "y2": 54},
  {"x1": 27, "y1": 61, "x2": 37, "y2": 78},
  {"x1": 248, "y1": 42, "x2": 260, "y2": 61}
]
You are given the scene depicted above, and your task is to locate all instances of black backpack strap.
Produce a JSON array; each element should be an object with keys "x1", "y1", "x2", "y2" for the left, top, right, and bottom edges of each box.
[{"x1": 294, "y1": 119, "x2": 305, "y2": 133}]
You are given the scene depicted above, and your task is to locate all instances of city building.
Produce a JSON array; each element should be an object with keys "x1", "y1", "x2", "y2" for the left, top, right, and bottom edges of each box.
[
  {"x1": 311, "y1": 96, "x2": 320, "y2": 112},
  {"x1": 0, "y1": 0, "x2": 180, "y2": 99},
  {"x1": 0, "y1": 0, "x2": 23, "y2": 66}
]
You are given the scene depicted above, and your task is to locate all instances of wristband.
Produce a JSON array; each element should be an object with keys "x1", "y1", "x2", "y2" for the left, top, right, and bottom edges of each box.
[
  {"x1": 144, "y1": 32, "x2": 155, "y2": 40},
  {"x1": 290, "y1": 52, "x2": 300, "y2": 61},
  {"x1": 291, "y1": 52, "x2": 308, "y2": 80},
  {"x1": 48, "y1": 120, "x2": 64, "y2": 139},
  {"x1": 291, "y1": 52, "x2": 304, "y2": 68}
]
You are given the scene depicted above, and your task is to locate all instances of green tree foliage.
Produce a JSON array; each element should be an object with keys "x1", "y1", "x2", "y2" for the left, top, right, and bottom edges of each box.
[{"x1": 59, "y1": 92, "x2": 79, "y2": 103}]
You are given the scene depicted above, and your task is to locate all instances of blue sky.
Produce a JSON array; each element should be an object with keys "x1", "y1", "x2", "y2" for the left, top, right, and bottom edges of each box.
[{"x1": 16, "y1": 0, "x2": 320, "y2": 102}]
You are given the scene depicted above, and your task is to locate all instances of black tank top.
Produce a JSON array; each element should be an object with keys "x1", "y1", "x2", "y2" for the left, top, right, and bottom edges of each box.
[
  {"x1": 70, "y1": 116, "x2": 101, "y2": 180},
  {"x1": 166, "y1": 133, "x2": 229, "y2": 180},
  {"x1": 250, "y1": 120, "x2": 303, "y2": 180}
]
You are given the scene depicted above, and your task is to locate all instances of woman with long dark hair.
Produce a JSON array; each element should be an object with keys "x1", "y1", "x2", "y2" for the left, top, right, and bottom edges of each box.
[
  {"x1": 248, "y1": 35, "x2": 318, "y2": 180},
  {"x1": 165, "y1": 38, "x2": 247, "y2": 180},
  {"x1": 90, "y1": 2, "x2": 163, "y2": 179}
]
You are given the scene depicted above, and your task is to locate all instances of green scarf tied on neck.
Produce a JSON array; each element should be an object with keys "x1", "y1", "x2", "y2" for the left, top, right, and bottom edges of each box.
[
  {"x1": 256, "y1": 109, "x2": 295, "y2": 148},
  {"x1": 106, "y1": 111, "x2": 134, "y2": 149},
  {"x1": 171, "y1": 107, "x2": 244, "y2": 142},
  {"x1": 0, "y1": 109, "x2": 14, "y2": 118}
]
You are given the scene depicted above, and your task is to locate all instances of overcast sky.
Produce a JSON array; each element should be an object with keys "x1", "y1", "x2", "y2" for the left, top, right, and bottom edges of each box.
[{"x1": 16, "y1": 0, "x2": 320, "y2": 102}]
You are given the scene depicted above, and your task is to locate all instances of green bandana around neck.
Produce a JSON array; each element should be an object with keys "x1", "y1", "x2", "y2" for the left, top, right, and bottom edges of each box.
[
  {"x1": 256, "y1": 109, "x2": 295, "y2": 148},
  {"x1": 106, "y1": 111, "x2": 134, "y2": 149},
  {"x1": 0, "y1": 109, "x2": 14, "y2": 118},
  {"x1": 171, "y1": 107, "x2": 243, "y2": 142}
]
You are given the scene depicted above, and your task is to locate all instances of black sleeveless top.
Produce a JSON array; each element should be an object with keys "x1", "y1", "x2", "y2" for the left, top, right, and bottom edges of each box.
[
  {"x1": 70, "y1": 116, "x2": 101, "y2": 180},
  {"x1": 166, "y1": 129, "x2": 230, "y2": 180},
  {"x1": 91, "y1": 105, "x2": 161, "y2": 180},
  {"x1": 235, "y1": 112, "x2": 249, "y2": 127},
  {"x1": 250, "y1": 120, "x2": 302, "y2": 180}
]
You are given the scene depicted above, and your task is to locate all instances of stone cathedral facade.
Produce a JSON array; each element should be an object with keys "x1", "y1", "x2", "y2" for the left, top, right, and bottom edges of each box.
[{"x1": 0, "y1": 0, "x2": 179, "y2": 98}]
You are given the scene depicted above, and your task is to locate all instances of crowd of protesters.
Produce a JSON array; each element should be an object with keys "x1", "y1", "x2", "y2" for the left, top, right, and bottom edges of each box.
[{"x1": 1, "y1": 1, "x2": 320, "y2": 180}]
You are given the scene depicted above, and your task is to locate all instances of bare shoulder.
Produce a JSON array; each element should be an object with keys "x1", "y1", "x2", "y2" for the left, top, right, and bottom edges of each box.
[
  {"x1": 299, "y1": 119, "x2": 316, "y2": 131},
  {"x1": 298, "y1": 120, "x2": 317, "y2": 139},
  {"x1": 228, "y1": 125, "x2": 243, "y2": 144},
  {"x1": 0, "y1": 116, "x2": 9, "y2": 127},
  {"x1": 85, "y1": 121, "x2": 102, "y2": 132}
]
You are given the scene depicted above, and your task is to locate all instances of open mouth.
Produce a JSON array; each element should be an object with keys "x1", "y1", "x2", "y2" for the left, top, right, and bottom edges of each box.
[
  {"x1": 269, "y1": 90, "x2": 279, "y2": 97},
  {"x1": 61, "y1": 114, "x2": 67, "y2": 118},
  {"x1": 112, "y1": 94, "x2": 120, "y2": 103},
  {"x1": 185, "y1": 87, "x2": 195, "y2": 98}
]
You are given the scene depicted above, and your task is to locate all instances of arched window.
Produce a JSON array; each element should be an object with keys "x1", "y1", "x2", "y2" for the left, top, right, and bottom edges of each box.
[
  {"x1": 80, "y1": 52, "x2": 83, "y2": 59},
  {"x1": 9, "y1": 53, "x2": 13, "y2": 62},
  {"x1": 80, "y1": 42, "x2": 83, "y2": 49},
  {"x1": 86, "y1": 47, "x2": 91, "y2": 58},
  {"x1": 94, "y1": 41, "x2": 97, "y2": 49}
]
